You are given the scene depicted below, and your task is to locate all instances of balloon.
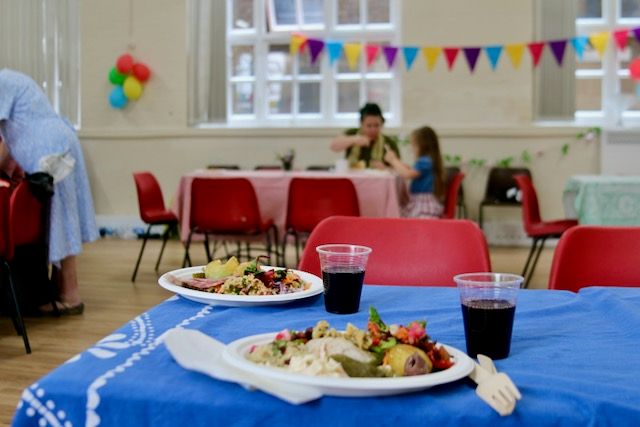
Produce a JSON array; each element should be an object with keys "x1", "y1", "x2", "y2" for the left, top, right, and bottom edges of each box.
[
  {"x1": 109, "y1": 86, "x2": 128, "y2": 109},
  {"x1": 116, "y1": 53, "x2": 134, "y2": 74},
  {"x1": 108, "y1": 67, "x2": 126, "y2": 85},
  {"x1": 132, "y1": 62, "x2": 151, "y2": 82},
  {"x1": 630, "y1": 58, "x2": 640, "y2": 81},
  {"x1": 123, "y1": 76, "x2": 143, "y2": 100}
]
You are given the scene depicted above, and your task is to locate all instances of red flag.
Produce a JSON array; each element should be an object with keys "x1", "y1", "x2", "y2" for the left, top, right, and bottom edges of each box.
[
  {"x1": 613, "y1": 29, "x2": 629, "y2": 51},
  {"x1": 528, "y1": 42, "x2": 545, "y2": 67},
  {"x1": 443, "y1": 47, "x2": 460, "y2": 70},
  {"x1": 366, "y1": 44, "x2": 381, "y2": 66}
]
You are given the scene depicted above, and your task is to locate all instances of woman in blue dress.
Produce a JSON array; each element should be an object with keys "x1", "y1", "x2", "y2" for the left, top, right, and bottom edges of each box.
[{"x1": 0, "y1": 68, "x2": 98, "y2": 314}]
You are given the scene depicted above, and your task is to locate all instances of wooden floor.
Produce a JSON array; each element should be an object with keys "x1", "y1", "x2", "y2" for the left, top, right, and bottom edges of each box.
[{"x1": 0, "y1": 238, "x2": 553, "y2": 424}]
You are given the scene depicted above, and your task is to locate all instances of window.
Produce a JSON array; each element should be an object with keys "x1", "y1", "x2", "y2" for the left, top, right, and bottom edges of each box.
[
  {"x1": 576, "y1": 0, "x2": 640, "y2": 121},
  {"x1": 189, "y1": 0, "x2": 400, "y2": 126},
  {"x1": 0, "y1": 0, "x2": 80, "y2": 126}
]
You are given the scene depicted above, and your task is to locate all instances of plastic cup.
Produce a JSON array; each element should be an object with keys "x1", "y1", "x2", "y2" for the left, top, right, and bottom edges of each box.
[
  {"x1": 454, "y1": 273, "x2": 523, "y2": 360},
  {"x1": 316, "y1": 244, "x2": 372, "y2": 314}
]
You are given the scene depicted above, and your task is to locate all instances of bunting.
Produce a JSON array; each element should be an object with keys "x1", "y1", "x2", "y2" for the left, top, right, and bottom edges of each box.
[{"x1": 291, "y1": 26, "x2": 640, "y2": 74}]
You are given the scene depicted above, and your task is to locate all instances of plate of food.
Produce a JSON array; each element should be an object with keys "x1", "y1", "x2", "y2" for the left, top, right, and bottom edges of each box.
[
  {"x1": 222, "y1": 307, "x2": 474, "y2": 397},
  {"x1": 158, "y1": 256, "x2": 323, "y2": 306}
]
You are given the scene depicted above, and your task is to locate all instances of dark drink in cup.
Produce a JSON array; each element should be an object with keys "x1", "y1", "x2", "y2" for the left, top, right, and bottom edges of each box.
[
  {"x1": 461, "y1": 299, "x2": 516, "y2": 359},
  {"x1": 322, "y1": 266, "x2": 365, "y2": 314}
]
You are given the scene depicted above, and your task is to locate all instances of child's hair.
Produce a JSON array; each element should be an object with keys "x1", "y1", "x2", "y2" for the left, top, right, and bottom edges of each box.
[
  {"x1": 359, "y1": 103, "x2": 385, "y2": 123},
  {"x1": 411, "y1": 126, "x2": 445, "y2": 200}
]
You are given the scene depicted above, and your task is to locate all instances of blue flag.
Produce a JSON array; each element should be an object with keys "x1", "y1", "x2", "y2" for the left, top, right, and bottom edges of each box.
[
  {"x1": 403, "y1": 46, "x2": 419, "y2": 70},
  {"x1": 326, "y1": 41, "x2": 343, "y2": 65},
  {"x1": 485, "y1": 45, "x2": 503, "y2": 71},
  {"x1": 571, "y1": 36, "x2": 589, "y2": 61}
]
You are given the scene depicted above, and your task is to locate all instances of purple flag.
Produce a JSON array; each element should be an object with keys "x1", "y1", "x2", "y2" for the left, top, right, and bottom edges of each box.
[
  {"x1": 633, "y1": 27, "x2": 640, "y2": 42},
  {"x1": 463, "y1": 47, "x2": 481, "y2": 72},
  {"x1": 382, "y1": 46, "x2": 399, "y2": 68},
  {"x1": 307, "y1": 39, "x2": 325, "y2": 65},
  {"x1": 549, "y1": 39, "x2": 567, "y2": 66}
]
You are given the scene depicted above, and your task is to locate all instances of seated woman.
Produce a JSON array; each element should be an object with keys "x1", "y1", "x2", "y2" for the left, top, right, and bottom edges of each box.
[
  {"x1": 330, "y1": 103, "x2": 400, "y2": 169},
  {"x1": 383, "y1": 126, "x2": 445, "y2": 218}
]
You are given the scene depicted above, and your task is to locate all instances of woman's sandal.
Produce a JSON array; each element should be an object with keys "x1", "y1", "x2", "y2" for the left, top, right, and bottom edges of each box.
[{"x1": 40, "y1": 301, "x2": 85, "y2": 316}]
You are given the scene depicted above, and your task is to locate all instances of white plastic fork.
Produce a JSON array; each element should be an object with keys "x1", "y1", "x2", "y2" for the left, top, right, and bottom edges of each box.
[{"x1": 468, "y1": 355, "x2": 522, "y2": 416}]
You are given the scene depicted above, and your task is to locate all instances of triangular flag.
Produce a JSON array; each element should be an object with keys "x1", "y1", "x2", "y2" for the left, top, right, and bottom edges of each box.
[
  {"x1": 403, "y1": 46, "x2": 419, "y2": 70},
  {"x1": 633, "y1": 27, "x2": 640, "y2": 42},
  {"x1": 366, "y1": 44, "x2": 380, "y2": 66},
  {"x1": 527, "y1": 42, "x2": 545, "y2": 67},
  {"x1": 505, "y1": 44, "x2": 525, "y2": 69},
  {"x1": 422, "y1": 47, "x2": 442, "y2": 71},
  {"x1": 290, "y1": 33, "x2": 307, "y2": 55},
  {"x1": 571, "y1": 36, "x2": 589, "y2": 61},
  {"x1": 613, "y1": 28, "x2": 629, "y2": 51},
  {"x1": 589, "y1": 32, "x2": 610, "y2": 58},
  {"x1": 549, "y1": 40, "x2": 567, "y2": 66},
  {"x1": 485, "y1": 46, "x2": 503, "y2": 70},
  {"x1": 462, "y1": 47, "x2": 481, "y2": 72},
  {"x1": 344, "y1": 43, "x2": 361, "y2": 70},
  {"x1": 307, "y1": 39, "x2": 325, "y2": 65},
  {"x1": 443, "y1": 47, "x2": 460, "y2": 71},
  {"x1": 326, "y1": 41, "x2": 343, "y2": 65},
  {"x1": 382, "y1": 46, "x2": 399, "y2": 68}
]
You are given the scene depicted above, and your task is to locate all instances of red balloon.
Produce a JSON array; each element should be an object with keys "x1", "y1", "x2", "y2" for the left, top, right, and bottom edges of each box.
[
  {"x1": 132, "y1": 62, "x2": 151, "y2": 82},
  {"x1": 116, "y1": 54, "x2": 134, "y2": 74},
  {"x1": 630, "y1": 58, "x2": 640, "y2": 81}
]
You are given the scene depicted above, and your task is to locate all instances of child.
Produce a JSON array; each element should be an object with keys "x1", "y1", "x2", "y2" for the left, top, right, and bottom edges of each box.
[{"x1": 384, "y1": 126, "x2": 445, "y2": 218}]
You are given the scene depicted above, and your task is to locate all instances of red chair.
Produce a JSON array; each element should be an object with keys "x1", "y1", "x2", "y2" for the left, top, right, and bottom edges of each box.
[
  {"x1": 132, "y1": 172, "x2": 178, "y2": 282},
  {"x1": 183, "y1": 178, "x2": 278, "y2": 266},
  {"x1": 283, "y1": 178, "x2": 360, "y2": 266},
  {"x1": 298, "y1": 216, "x2": 491, "y2": 286},
  {"x1": 549, "y1": 226, "x2": 640, "y2": 292},
  {"x1": 513, "y1": 174, "x2": 577, "y2": 288},
  {"x1": 441, "y1": 172, "x2": 465, "y2": 219},
  {"x1": 0, "y1": 185, "x2": 31, "y2": 353}
]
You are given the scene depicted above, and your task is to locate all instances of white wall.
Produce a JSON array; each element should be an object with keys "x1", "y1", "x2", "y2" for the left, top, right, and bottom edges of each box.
[{"x1": 78, "y1": 0, "x2": 600, "y2": 231}]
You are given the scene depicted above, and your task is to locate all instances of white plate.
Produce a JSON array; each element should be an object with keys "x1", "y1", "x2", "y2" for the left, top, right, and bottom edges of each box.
[
  {"x1": 223, "y1": 332, "x2": 475, "y2": 397},
  {"x1": 158, "y1": 266, "x2": 324, "y2": 307}
]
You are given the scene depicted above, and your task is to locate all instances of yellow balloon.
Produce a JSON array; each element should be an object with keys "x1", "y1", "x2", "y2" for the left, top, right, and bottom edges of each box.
[{"x1": 123, "y1": 76, "x2": 143, "y2": 100}]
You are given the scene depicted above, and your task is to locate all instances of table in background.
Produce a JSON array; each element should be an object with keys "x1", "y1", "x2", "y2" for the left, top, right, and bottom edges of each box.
[
  {"x1": 12, "y1": 286, "x2": 640, "y2": 426},
  {"x1": 172, "y1": 169, "x2": 402, "y2": 241},
  {"x1": 563, "y1": 175, "x2": 640, "y2": 225}
]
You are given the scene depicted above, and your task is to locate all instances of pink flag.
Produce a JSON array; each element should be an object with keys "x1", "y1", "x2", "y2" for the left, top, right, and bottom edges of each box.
[
  {"x1": 443, "y1": 48, "x2": 460, "y2": 71},
  {"x1": 614, "y1": 29, "x2": 629, "y2": 51},
  {"x1": 307, "y1": 39, "x2": 325, "y2": 65},
  {"x1": 528, "y1": 42, "x2": 545, "y2": 67},
  {"x1": 382, "y1": 46, "x2": 399, "y2": 68},
  {"x1": 366, "y1": 44, "x2": 381, "y2": 66}
]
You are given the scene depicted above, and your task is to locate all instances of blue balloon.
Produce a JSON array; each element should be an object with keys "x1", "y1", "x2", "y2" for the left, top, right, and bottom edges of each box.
[{"x1": 109, "y1": 86, "x2": 128, "y2": 109}]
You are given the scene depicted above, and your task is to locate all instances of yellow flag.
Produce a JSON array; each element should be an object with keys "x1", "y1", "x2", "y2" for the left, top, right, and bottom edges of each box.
[
  {"x1": 589, "y1": 32, "x2": 610, "y2": 57},
  {"x1": 422, "y1": 47, "x2": 442, "y2": 71},
  {"x1": 344, "y1": 43, "x2": 362, "y2": 70},
  {"x1": 505, "y1": 44, "x2": 525, "y2": 69},
  {"x1": 290, "y1": 34, "x2": 306, "y2": 55}
]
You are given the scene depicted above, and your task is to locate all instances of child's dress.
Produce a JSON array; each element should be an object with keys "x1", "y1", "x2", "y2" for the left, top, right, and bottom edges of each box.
[{"x1": 402, "y1": 155, "x2": 443, "y2": 218}]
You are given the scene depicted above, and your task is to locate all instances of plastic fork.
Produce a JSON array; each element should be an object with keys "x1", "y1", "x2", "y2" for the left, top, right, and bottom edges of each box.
[{"x1": 468, "y1": 354, "x2": 522, "y2": 416}]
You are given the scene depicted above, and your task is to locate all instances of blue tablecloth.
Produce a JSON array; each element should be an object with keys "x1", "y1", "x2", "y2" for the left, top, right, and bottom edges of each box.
[{"x1": 11, "y1": 286, "x2": 640, "y2": 427}]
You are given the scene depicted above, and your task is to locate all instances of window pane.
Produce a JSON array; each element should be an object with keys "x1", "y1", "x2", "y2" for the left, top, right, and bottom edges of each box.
[
  {"x1": 301, "y1": 0, "x2": 324, "y2": 25},
  {"x1": 233, "y1": 83, "x2": 254, "y2": 114},
  {"x1": 337, "y1": 0, "x2": 359, "y2": 25},
  {"x1": 267, "y1": 44, "x2": 291, "y2": 77},
  {"x1": 620, "y1": 79, "x2": 640, "y2": 111},
  {"x1": 272, "y1": 0, "x2": 298, "y2": 25},
  {"x1": 232, "y1": 0, "x2": 254, "y2": 30},
  {"x1": 299, "y1": 82, "x2": 321, "y2": 113},
  {"x1": 365, "y1": 80, "x2": 390, "y2": 112},
  {"x1": 576, "y1": 0, "x2": 601, "y2": 18},
  {"x1": 622, "y1": 0, "x2": 640, "y2": 17},
  {"x1": 232, "y1": 45, "x2": 254, "y2": 76},
  {"x1": 337, "y1": 81, "x2": 361, "y2": 113},
  {"x1": 267, "y1": 82, "x2": 292, "y2": 114},
  {"x1": 575, "y1": 78, "x2": 601, "y2": 111},
  {"x1": 367, "y1": 0, "x2": 390, "y2": 23}
]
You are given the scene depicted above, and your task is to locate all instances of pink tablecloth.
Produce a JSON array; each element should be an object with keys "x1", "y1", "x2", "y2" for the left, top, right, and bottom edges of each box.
[{"x1": 172, "y1": 169, "x2": 402, "y2": 241}]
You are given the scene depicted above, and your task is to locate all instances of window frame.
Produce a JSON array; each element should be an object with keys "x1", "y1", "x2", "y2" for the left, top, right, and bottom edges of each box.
[{"x1": 223, "y1": 0, "x2": 401, "y2": 127}]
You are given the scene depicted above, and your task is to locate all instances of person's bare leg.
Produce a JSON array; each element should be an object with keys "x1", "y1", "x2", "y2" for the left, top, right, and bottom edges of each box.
[{"x1": 58, "y1": 256, "x2": 82, "y2": 306}]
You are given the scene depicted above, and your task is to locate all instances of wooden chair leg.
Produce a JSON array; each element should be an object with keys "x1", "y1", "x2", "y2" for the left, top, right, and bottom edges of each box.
[
  {"x1": 131, "y1": 225, "x2": 152, "y2": 282},
  {"x1": 3, "y1": 261, "x2": 31, "y2": 354}
]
